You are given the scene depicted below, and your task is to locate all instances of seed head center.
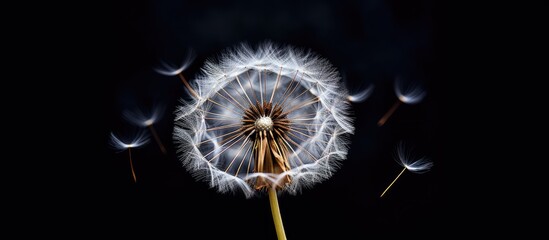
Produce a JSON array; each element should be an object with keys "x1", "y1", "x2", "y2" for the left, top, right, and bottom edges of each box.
[{"x1": 255, "y1": 116, "x2": 273, "y2": 131}]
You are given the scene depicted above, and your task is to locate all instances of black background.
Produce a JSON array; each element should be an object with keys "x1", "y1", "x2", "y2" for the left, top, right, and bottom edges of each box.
[{"x1": 84, "y1": 0, "x2": 451, "y2": 238}]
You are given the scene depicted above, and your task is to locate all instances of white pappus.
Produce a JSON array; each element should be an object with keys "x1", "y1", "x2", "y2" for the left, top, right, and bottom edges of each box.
[{"x1": 172, "y1": 43, "x2": 356, "y2": 197}]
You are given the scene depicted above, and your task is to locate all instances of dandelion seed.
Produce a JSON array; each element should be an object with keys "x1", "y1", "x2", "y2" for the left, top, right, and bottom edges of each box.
[
  {"x1": 173, "y1": 42, "x2": 355, "y2": 239},
  {"x1": 155, "y1": 50, "x2": 195, "y2": 76},
  {"x1": 347, "y1": 84, "x2": 374, "y2": 103},
  {"x1": 377, "y1": 78, "x2": 426, "y2": 126},
  {"x1": 380, "y1": 142, "x2": 433, "y2": 198},
  {"x1": 124, "y1": 105, "x2": 167, "y2": 154},
  {"x1": 110, "y1": 131, "x2": 150, "y2": 183},
  {"x1": 155, "y1": 50, "x2": 198, "y2": 98}
]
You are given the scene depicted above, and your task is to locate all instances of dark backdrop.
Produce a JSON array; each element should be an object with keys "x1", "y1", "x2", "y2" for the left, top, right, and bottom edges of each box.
[{"x1": 90, "y1": 0, "x2": 450, "y2": 238}]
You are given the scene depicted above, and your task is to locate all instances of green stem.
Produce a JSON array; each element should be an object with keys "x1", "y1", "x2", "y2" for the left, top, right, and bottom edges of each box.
[{"x1": 268, "y1": 188, "x2": 287, "y2": 240}]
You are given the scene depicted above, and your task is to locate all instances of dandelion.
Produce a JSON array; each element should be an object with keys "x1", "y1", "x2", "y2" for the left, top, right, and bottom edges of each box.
[
  {"x1": 172, "y1": 43, "x2": 354, "y2": 240},
  {"x1": 110, "y1": 131, "x2": 150, "y2": 182},
  {"x1": 380, "y1": 142, "x2": 433, "y2": 198},
  {"x1": 123, "y1": 105, "x2": 167, "y2": 154},
  {"x1": 377, "y1": 78, "x2": 426, "y2": 126}
]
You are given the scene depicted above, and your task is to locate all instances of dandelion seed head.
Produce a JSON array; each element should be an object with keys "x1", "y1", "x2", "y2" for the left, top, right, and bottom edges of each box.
[
  {"x1": 174, "y1": 42, "x2": 354, "y2": 197},
  {"x1": 394, "y1": 79, "x2": 426, "y2": 104},
  {"x1": 395, "y1": 142, "x2": 433, "y2": 174},
  {"x1": 255, "y1": 116, "x2": 273, "y2": 131}
]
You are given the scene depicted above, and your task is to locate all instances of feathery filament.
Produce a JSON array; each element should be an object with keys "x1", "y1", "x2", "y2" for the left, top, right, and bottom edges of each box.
[{"x1": 173, "y1": 43, "x2": 354, "y2": 197}]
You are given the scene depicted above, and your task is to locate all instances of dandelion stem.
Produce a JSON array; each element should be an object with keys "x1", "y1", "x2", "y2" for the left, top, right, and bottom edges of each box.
[
  {"x1": 128, "y1": 148, "x2": 137, "y2": 183},
  {"x1": 148, "y1": 125, "x2": 167, "y2": 154},
  {"x1": 377, "y1": 101, "x2": 402, "y2": 126},
  {"x1": 380, "y1": 167, "x2": 407, "y2": 198},
  {"x1": 268, "y1": 188, "x2": 287, "y2": 240}
]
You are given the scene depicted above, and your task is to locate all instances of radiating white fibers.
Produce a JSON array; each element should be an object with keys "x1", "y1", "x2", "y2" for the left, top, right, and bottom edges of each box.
[{"x1": 173, "y1": 43, "x2": 355, "y2": 197}]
